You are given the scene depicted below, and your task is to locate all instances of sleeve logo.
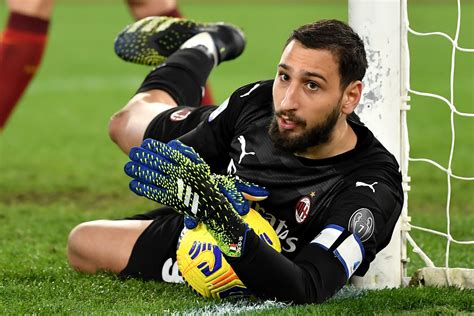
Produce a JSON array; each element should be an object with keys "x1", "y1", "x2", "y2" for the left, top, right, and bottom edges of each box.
[{"x1": 348, "y1": 208, "x2": 375, "y2": 242}]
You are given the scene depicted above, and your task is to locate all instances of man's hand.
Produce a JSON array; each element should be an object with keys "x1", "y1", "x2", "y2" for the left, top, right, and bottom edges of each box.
[
  {"x1": 214, "y1": 174, "x2": 269, "y2": 215},
  {"x1": 125, "y1": 138, "x2": 220, "y2": 219},
  {"x1": 185, "y1": 175, "x2": 269, "y2": 229},
  {"x1": 124, "y1": 138, "x2": 260, "y2": 257}
]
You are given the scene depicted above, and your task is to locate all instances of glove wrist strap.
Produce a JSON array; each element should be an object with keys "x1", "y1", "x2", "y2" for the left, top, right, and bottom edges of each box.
[{"x1": 203, "y1": 197, "x2": 248, "y2": 257}]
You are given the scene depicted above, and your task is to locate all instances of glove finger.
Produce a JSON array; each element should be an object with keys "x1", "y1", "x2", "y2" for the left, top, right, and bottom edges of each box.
[
  {"x1": 124, "y1": 161, "x2": 174, "y2": 188},
  {"x1": 141, "y1": 138, "x2": 187, "y2": 166},
  {"x1": 235, "y1": 178, "x2": 269, "y2": 201},
  {"x1": 167, "y1": 139, "x2": 206, "y2": 165},
  {"x1": 217, "y1": 182, "x2": 249, "y2": 216},
  {"x1": 129, "y1": 180, "x2": 175, "y2": 209},
  {"x1": 129, "y1": 146, "x2": 175, "y2": 173},
  {"x1": 129, "y1": 179, "x2": 145, "y2": 196}
]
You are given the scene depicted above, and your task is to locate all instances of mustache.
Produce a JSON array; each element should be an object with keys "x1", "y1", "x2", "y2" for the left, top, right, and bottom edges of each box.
[{"x1": 274, "y1": 111, "x2": 306, "y2": 126}]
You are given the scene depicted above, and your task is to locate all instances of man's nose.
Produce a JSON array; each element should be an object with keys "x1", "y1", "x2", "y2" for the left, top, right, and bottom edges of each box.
[{"x1": 280, "y1": 84, "x2": 299, "y2": 111}]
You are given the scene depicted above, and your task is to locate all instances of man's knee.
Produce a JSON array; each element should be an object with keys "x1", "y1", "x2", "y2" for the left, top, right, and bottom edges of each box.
[
  {"x1": 108, "y1": 109, "x2": 130, "y2": 148},
  {"x1": 67, "y1": 220, "x2": 105, "y2": 274},
  {"x1": 108, "y1": 92, "x2": 177, "y2": 154},
  {"x1": 108, "y1": 105, "x2": 145, "y2": 154}
]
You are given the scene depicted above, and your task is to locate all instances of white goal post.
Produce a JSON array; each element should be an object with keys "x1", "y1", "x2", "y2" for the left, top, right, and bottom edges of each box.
[
  {"x1": 348, "y1": 0, "x2": 474, "y2": 289},
  {"x1": 348, "y1": 0, "x2": 407, "y2": 289}
]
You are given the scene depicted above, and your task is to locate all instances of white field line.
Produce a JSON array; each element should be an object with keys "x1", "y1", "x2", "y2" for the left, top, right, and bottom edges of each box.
[
  {"x1": 166, "y1": 286, "x2": 367, "y2": 315},
  {"x1": 168, "y1": 300, "x2": 287, "y2": 315}
]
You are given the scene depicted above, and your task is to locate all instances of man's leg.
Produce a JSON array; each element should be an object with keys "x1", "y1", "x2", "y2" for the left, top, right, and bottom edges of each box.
[
  {"x1": 68, "y1": 17, "x2": 246, "y2": 278},
  {"x1": 108, "y1": 47, "x2": 215, "y2": 154},
  {"x1": 0, "y1": 0, "x2": 53, "y2": 130},
  {"x1": 67, "y1": 207, "x2": 185, "y2": 281},
  {"x1": 126, "y1": 0, "x2": 181, "y2": 21},
  {"x1": 67, "y1": 219, "x2": 152, "y2": 274},
  {"x1": 109, "y1": 16, "x2": 245, "y2": 154},
  {"x1": 108, "y1": 90, "x2": 177, "y2": 156},
  {"x1": 125, "y1": 0, "x2": 214, "y2": 105}
]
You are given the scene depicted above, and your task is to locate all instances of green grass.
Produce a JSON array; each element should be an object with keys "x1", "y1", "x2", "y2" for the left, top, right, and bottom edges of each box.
[{"x1": 0, "y1": 1, "x2": 473, "y2": 314}]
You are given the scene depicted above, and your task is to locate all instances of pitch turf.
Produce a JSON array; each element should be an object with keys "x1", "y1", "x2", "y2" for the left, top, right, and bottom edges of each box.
[{"x1": 0, "y1": 0, "x2": 472, "y2": 314}]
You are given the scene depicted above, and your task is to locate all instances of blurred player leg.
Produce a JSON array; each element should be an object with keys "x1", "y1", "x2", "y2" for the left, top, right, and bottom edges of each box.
[
  {"x1": 125, "y1": 0, "x2": 214, "y2": 105},
  {"x1": 109, "y1": 16, "x2": 245, "y2": 154},
  {"x1": 126, "y1": 0, "x2": 182, "y2": 20},
  {"x1": 0, "y1": 0, "x2": 54, "y2": 130}
]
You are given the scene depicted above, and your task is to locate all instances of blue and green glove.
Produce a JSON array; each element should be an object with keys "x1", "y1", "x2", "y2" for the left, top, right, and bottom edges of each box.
[
  {"x1": 183, "y1": 174, "x2": 269, "y2": 229},
  {"x1": 124, "y1": 138, "x2": 268, "y2": 257}
]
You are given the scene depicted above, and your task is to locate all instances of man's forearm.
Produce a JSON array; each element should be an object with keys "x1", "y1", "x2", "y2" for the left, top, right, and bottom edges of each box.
[{"x1": 225, "y1": 231, "x2": 347, "y2": 304}]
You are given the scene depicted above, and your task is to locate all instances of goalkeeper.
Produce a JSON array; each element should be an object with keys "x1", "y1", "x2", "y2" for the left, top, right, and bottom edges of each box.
[{"x1": 67, "y1": 17, "x2": 403, "y2": 304}]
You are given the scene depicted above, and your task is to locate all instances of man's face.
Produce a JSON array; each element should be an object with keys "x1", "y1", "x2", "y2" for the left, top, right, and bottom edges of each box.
[{"x1": 270, "y1": 40, "x2": 345, "y2": 153}]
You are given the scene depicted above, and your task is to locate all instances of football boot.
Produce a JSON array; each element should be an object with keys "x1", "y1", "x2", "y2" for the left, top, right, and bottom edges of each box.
[{"x1": 114, "y1": 16, "x2": 246, "y2": 66}]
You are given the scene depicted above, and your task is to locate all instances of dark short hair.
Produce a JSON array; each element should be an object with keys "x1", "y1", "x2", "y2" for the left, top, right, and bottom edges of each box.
[{"x1": 286, "y1": 19, "x2": 368, "y2": 89}]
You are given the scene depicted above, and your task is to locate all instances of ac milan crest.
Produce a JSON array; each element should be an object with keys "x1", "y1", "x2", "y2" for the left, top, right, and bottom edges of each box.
[
  {"x1": 295, "y1": 196, "x2": 311, "y2": 224},
  {"x1": 170, "y1": 108, "x2": 192, "y2": 121}
]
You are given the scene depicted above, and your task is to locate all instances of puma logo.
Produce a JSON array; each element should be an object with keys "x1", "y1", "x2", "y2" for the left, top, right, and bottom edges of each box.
[
  {"x1": 237, "y1": 135, "x2": 255, "y2": 164},
  {"x1": 355, "y1": 181, "x2": 378, "y2": 193},
  {"x1": 227, "y1": 158, "x2": 237, "y2": 175}
]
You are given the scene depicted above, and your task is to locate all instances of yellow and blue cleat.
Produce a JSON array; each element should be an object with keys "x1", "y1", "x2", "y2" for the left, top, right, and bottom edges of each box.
[{"x1": 114, "y1": 16, "x2": 246, "y2": 66}]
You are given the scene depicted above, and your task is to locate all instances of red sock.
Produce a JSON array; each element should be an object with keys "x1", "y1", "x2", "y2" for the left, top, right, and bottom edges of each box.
[
  {"x1": 0, "y1": 12, "x2": 49, "y2": 130},
  {"x1": 201, "y1": 83, "x2": 215, "y2": 105},
  {"x1": 163, "y1": 8, "x2": 215, "y2": 105}
]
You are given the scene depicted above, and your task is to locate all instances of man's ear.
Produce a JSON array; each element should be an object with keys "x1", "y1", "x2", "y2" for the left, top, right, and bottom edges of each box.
[{"x1": 341, "y1": 80, "x2": 363, "y2": 114}]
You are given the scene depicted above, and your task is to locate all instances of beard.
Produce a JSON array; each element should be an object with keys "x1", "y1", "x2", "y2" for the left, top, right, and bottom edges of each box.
[{"x1": 268, "y1": 104, "x2": 340, "y2": 153}]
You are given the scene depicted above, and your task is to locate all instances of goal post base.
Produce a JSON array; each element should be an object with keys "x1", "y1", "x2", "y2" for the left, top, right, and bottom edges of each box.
[{"x1": 409, "y1": 267, "x2": 474, "y2": 289}]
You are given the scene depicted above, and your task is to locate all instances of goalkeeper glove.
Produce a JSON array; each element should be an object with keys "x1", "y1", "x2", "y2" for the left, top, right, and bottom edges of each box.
[
  {"x1": 184, "y1": 174, "x2": 269, "y2": 229},
  {"x1": 125, "y1": 139, "x2": 266, "y2": 257}
]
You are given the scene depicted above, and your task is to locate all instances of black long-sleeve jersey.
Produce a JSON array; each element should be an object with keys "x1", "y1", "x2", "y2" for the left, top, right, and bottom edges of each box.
[{"x1": 178, "y1": 80, "x2": 403, "y2": 304}]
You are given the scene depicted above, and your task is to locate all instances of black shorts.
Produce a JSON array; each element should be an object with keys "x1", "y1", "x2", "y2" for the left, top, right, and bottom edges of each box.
[
  {"x1": 143, "y1": 105, "x2": 216, "y2": 142},
  {"x1": 119, "y1": 207, "x2": 184, "y2": 282}
]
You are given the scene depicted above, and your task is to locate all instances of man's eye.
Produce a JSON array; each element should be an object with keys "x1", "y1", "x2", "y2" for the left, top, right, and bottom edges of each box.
[
  {"x1": 307, "y1": 81, "x2": 319, "y2": 90},
  {"x1": 279, "y1": 74, "x2": 289, "y2": 81}
]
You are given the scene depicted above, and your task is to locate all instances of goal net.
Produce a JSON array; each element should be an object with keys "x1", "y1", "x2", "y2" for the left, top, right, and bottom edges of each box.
[{"x1": 348, "y1": 0, "x2": 473, "y2": 289}]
